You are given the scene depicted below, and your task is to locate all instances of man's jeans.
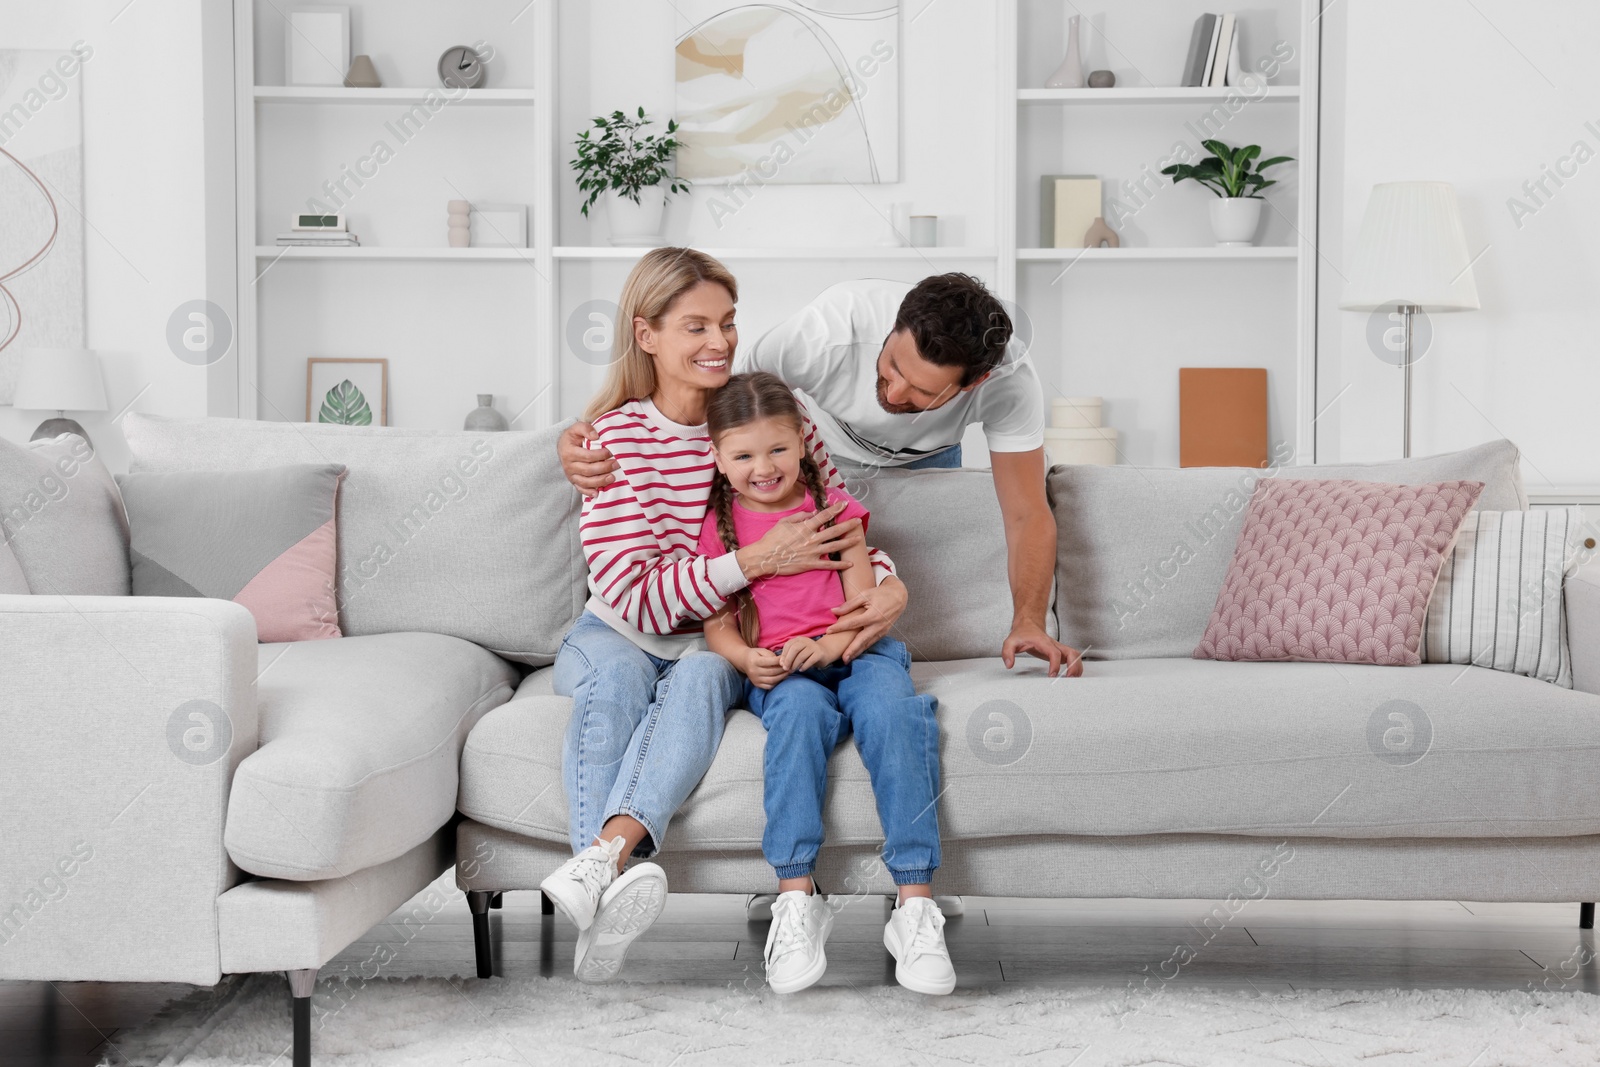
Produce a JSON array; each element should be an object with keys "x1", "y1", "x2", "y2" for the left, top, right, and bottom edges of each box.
[
  {"x1": 554, "y1": 611, "x2": 742, "y2": 857},
  {"x1": 901, "y1": 443, "x2": 962, "y2": 470},
  {"x1": 743, "y1": 637, "x2": 941, "y2": 885}
]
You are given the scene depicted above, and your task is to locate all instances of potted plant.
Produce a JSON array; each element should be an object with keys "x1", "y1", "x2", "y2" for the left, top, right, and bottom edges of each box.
[
  {"x1": 571, "y1": 107, "x2": 691, "y2": 246},
  {"x1": 1160, "y1": 140, "x2": 1294, "y2": 247}
]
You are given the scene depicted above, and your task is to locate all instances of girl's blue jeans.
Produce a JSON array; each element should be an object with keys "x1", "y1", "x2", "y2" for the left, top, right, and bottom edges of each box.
[
  {"x1": 554, "y1": 611, "x2": 742, "y2": 858},
  {"x1": 743, "y1": 637, "x2": 942, "y2": 886}
]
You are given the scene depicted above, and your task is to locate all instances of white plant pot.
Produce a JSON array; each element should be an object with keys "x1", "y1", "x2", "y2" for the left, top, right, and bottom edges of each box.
[
  {"x1": 1209, "y1": 197, "x2": 1263, "y2": 247},
  {"x1": 606, "y1": 190, "x2": 666, "y2": 247}
]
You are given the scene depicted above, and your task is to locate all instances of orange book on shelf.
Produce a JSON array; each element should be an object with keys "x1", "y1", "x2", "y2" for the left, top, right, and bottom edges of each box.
[{"x1": 1180, "y1": 368, "x2": 1268, "y2": 468}]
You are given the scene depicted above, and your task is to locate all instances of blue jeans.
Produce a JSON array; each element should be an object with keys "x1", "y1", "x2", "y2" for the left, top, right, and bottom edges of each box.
[
  {"x1": 743, "y1": 638, "x2": 941, "y2": 885},
  {"x1": 554, "y1": 611, "x2": 742, "y2": 858},
  {"x1": 901, "y1": 443, "x2": 962, "y2": 470}
]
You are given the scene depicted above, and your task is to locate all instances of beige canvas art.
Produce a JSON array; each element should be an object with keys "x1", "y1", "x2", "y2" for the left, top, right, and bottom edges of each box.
[{"x1": 675, "y1": 1, "x2": 900, "y2": 184}]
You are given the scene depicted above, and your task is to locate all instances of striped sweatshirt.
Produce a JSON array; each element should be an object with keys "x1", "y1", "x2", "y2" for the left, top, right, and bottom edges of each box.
[{"x1": 580, "y1": 397, "x2": 894, "y2": 659}]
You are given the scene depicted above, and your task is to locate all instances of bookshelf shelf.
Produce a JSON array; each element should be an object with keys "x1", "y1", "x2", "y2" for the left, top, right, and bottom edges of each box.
[
  {"x1": 1018, "y1": 86, "x2": 1300, "y2": 104},
  {"x1": 1016, "y1": 246, "x2": 1298, "y2": 261},
  {"x1": 253, "y1": 86, "x2": 536, "y2": 105}
]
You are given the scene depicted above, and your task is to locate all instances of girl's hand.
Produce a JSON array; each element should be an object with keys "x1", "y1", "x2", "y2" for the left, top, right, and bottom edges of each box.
[
  {"x1": 779, "y1": 636, "x2": 834, "y2": 673},
  {"x1": 735, "y1": 502, "x2": 863, "y2": 579},
  {"x1": 743, "y1": 647, "x2": 789, "y2": 690}
]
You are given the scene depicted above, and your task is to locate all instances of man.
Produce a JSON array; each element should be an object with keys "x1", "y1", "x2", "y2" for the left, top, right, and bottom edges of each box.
[{"x1": 559, "y1": 272, "x2": 1083, "y2": 679}]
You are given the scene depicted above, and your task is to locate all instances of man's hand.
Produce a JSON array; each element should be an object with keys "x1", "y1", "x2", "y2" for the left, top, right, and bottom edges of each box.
[
  {"x1": 558, "y1": 421, "x2": 619, "y2": 498},
  {"x1": 825, "y1": 575, "x2": 908, "y2": 663},
  {"x1": 743, "y1": 647, "x2": 788, "y2": 690},
  {"x1": 1002, "y1": 620, "x2": 1084, "y2": 679}
]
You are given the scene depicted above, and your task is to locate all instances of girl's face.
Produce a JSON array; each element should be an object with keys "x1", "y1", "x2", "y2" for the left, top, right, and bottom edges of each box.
[
  {"x1": 635, "y1": 281, "x2": 737, "y2": 395},
  {"x1": 712, "y1": 416, "x2": 805, "y2": 510}
]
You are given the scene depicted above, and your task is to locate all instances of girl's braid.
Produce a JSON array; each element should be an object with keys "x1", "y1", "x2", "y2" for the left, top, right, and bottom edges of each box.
[{"x1": 710, "y1": 468, "x2": 762, "y2": 647}]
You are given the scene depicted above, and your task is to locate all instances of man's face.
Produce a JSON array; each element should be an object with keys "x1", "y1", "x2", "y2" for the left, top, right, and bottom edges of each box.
[{"x1": 874, "y1": 329, "x2": 985, "y2": 415}]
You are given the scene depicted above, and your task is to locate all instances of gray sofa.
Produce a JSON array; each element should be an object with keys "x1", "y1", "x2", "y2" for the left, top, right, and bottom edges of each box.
[{"x1": 2, "y1": 416, "x2": 1597, "y2": 1067}]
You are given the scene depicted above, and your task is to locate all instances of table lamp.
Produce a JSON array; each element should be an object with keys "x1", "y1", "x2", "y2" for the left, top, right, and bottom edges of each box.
[
  {"x1": 12, "y1": 348, "x2": 108, "y2": 447},
  {"x1": 1339, "y1": 182, "x2": 1480, "y2": 458}
]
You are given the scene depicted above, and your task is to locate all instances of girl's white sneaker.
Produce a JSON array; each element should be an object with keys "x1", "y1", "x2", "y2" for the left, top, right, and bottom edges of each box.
[
  {"x1": 539, "y1": 835, "x2": 626, "y2": 932},
  {"x1": 764, "y1": 889, "x2": 834, "y2": 993},
  {"x1": 884, "y1": 897, "x2": 956, "y2": 995},
  {"x1": 574, "y1": 861, "x2": 668, "y2": 983}
]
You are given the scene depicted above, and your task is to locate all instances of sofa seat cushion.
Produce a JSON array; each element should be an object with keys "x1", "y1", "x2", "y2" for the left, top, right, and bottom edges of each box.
[
  {"x1": 226, "y1": 632, "x2": 518, "y2": 880},
  {"x1": 459, "y1": 658, "x2": 1600, "y2": 851}
]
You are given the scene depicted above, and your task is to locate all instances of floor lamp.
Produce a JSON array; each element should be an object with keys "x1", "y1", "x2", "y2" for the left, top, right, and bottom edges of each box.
[{"x1": 1339, "y1": 182, "x2": 1480, "y2": 458}]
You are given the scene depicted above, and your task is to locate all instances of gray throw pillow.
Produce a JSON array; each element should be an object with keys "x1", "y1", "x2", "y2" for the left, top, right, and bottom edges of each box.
[
  {"x1": 1049, "y1": 439, "x2": 1528, "y2": 660},
  {"x1": 0, "y1": 433, "x2": 130, "y2": 596}
]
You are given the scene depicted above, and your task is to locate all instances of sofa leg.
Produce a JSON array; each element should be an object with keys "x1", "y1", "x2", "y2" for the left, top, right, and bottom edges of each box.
[
  {"x1": 1582, "y1": 902, "x2": 1595, "y2": 930},
  {"x1": 468, "y1": 891, "x2": 495, "y2": 979},
  {"x1": 490, "y1": 892, "x2": 503, "y2": 910},
  {"x1": 540, "y1": 891, "x2": 554, "y2": 916},
  {"x1": 288, "y1": 968, "x2": 317, "y2": 1067}
]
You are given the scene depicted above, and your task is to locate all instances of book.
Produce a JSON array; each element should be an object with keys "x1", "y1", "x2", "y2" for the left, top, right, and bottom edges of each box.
[
  {"x1": 1209, "y1": 14, "x2": 1235, "y2": 88},
  {"x1": 1201, "y1": 14, "x2": 1224, "y2": 87},
  {"x1": 1179, "y1": 367, "x2": 1268, "y2": 468},
  {"x1": 1039, "y1": 175, "x2": 1102, "y2": 248},
  {"x1": 1181, "y1": 14, "x2": 1216, "y2": 87},
  {"x1": 276, "y1": 233, "x2": 361, "y2": 246}
]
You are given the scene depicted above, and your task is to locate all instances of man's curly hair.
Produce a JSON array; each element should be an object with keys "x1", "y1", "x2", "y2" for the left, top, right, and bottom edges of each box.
[{"x1": 892, "y1": 273, "x2": 1012, "y2": 387}]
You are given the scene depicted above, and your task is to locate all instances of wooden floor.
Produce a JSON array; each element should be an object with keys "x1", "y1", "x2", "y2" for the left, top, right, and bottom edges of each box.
[{"x1": 6, "y1": 887, "x2": 1596, "y2": 1065}]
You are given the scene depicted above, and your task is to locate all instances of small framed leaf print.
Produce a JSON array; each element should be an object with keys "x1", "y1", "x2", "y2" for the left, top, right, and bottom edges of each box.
[{"x1": 307, "y1": 358, "x2": 388, "y2": 426}]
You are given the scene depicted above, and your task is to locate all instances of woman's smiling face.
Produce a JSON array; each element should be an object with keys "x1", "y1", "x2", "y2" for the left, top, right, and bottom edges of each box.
[{"x1": 636, "y1": 280, "x2": 737, "y2": 398}]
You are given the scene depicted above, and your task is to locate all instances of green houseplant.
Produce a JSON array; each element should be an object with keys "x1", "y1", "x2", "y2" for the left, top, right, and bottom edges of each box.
[
  {"x1": 571, "y1": 107, "x2": 690, "y2": 245},
  {"x1": 1160, "y1": 140, "x2": 1294, "y2": 247}
]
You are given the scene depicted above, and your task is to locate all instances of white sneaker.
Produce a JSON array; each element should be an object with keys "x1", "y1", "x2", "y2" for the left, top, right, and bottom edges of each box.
[
  {"x1": 746, "y1": 893, "x2": 777, "y2": 921},
  {"x1": 574, "y1": 861, "x2": 668, "y2": 983},
  {"x1": 764, "y1": 889, "x2": 834, "y2": 994},
  {"x1": 936, "y1": 895, "x2": 964, "y2": 917},
  {"x1": 539, "y1": 836, "x2": 625, "y2": 932},
  {"x1": 884, "y1": 897, "x2": 956, "y2": 995}
]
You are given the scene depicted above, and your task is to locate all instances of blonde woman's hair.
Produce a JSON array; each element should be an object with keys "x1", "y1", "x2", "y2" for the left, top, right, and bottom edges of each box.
[{"x1": 583, "y1": 247, "x2": 739, "y2": 422}]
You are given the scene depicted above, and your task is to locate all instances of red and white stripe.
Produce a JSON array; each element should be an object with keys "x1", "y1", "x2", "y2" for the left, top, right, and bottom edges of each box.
[{"x1": 580, "y1": 398, "x2": 893, "y2": 638}]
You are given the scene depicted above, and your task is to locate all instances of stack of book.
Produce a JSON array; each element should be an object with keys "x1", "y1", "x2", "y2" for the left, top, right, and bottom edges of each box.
[
  {"x1": 1181, "y1": 13, "x2": 1242, "y2": 87},
  {"x1": 275, "y1": 231, "x2": 360, "y2": 247}
]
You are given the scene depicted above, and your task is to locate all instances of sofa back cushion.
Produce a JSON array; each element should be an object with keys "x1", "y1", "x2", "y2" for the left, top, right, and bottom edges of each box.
[
  {"x1": 0, "y1": 433, "x2": 130, "y2": 596},
  {"x1": 843, "y1": 466, "x2": 1054, "y2": 661},
  {"x1": 1049, "y1": 439, "x2": 1527, "y2": 660},
  {"x1": 0, "y1": 537, "x2": 28, "y2": 594},
  {"x1": 123, "y1": 414, "x2": 584, "y2": 665}
]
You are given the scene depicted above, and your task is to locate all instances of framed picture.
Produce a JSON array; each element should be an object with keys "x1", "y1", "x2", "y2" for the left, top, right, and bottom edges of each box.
[
  {"x1": 307, "y1": 358, "x2": 387, "y2": 426},
  {"x1": 285, "y1": 5, "x2": 350, "y2": 87},
  {"x1": 469, "y1": 203, "x2": 528, "y2": 248}
]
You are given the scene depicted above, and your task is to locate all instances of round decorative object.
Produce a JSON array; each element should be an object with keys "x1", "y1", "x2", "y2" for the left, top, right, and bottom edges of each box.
[
  {"x1": 438, "y1": 45, "x2": 487, "y2": 90},
  {"x1": 1087, "y1": 69, "x2": 1115, "y2": 88},
  {"x1": 464, "y1": 394, "x2": 509, "y2": 432}
]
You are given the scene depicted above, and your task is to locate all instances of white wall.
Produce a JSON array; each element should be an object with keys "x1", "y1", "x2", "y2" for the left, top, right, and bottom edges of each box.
[
  {"x1": 0, "y1": 0, "x2": 215, "y2": 474},
  {"x1": 1316, "y1": 0, "x2": 1599, "y2": 490}
]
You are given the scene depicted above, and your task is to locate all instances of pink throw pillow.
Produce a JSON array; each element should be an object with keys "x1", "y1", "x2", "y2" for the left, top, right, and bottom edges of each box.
[{"x1": 1194, "y1": 478, "x2": 1484, "y2": 666}]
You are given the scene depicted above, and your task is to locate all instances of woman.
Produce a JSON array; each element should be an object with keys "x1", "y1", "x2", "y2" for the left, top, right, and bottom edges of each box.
[{"x1": 540, "y1": 248, "x2": 908, "y2": 983}]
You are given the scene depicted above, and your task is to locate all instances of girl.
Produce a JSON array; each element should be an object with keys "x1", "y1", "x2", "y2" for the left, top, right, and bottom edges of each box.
[
  {"x1": 698, "y1": 371, "x2": 955, "y2": 996},
  {"x1": 540, "y1": 250, "x2": 904, "y2": 984}
]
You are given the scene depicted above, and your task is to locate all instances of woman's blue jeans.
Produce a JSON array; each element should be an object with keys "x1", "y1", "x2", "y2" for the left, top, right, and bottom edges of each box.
[
  {"x1": 743, "y1": 637, "x2": 942, "y2": 885},
  {"x1": 554, "y1": 611, "x2": 742, "y2": 858}
]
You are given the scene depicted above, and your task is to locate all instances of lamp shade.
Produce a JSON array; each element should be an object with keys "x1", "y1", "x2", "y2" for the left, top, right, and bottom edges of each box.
[
  {"x1": 1339, "y1": 182, "x2": 1481, "y2": 312},
  {"x1": 12, "y1": 349, "x2": 108, "y2": 412}
]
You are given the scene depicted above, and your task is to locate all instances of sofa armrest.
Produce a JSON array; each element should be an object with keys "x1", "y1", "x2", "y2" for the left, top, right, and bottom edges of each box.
[
  {"x1": 1567, "y1": 564, "x2": 1600, "y2": 695},
  {"x1": 0, "y1": 594, "x2": 259, "y2": 983}
]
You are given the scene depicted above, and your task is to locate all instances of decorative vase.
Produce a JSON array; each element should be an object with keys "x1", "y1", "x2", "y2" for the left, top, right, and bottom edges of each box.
[
  {"x1": 448, "y1": 199, "x2": 471, "y2": 248},
  {"x1": 464, "y1": 394, "x2": 509, "y2": 432},
  {"x1": 1045, "y1": 14, "x2": 1085, "y2": 89},
  {"x1": 1082, "y1": 216, "x2": 1118, "y2": 248},
  {"x1": 606, "y1": 190, "x2": 666, "y2": 247},
  {"x1": 1209, "y1": 197, "x2": 1263, "y2": 247},
  {"x1": 344, "y1": 54, "x2": 381, "y2": 88}
]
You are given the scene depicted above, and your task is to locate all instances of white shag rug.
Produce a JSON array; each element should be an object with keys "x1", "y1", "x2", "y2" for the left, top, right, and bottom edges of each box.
[{"x1": 107, "y1": 974, "x2": 1600, "y2": 1066}]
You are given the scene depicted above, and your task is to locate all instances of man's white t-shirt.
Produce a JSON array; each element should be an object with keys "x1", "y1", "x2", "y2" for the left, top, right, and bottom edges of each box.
[{"x1": 739, "y1": 279, "x2": 1046, "y2": 468}]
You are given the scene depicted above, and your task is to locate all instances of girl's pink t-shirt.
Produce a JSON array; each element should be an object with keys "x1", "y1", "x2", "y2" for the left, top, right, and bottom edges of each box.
[{"x1": 696, "y1": 487, "x2": 870, "y2": 651}]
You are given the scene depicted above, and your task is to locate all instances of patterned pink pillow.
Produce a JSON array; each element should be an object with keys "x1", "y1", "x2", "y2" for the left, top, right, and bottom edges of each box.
[{"x1": 1194, "y1": 478, "x2": 1484, "y2": 666}]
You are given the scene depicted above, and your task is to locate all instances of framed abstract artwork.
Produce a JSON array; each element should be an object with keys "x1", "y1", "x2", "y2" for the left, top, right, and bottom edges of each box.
[
  {"x1": 307, "y1": 358, "x2": 387, "y2": 426},
  {"x1": 674, "y1": 1, "x2": 900, "y2": 184}
]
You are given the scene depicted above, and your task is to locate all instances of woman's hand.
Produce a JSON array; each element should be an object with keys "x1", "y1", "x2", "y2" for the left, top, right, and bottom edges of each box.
[
  {"x1": 779, "y1": 636, "x2": 835, "y2": 673},
  {"x1": 743, "y1": 647, "x2": 788, "y2": 690},
  {"x1": 559, "y1": 421, "x2": 620, "y2": 498},
  {"x1": 735, "y1": 501, "x2": 864, "y2": 580},
  {"x1": 825, "y1": 575, "x2": 909, "y2": 663}
]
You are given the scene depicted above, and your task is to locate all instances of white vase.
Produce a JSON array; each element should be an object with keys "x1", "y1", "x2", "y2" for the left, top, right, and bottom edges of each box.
[
  {"x1": 606, "y1": 190, "x2": 666, "y2": 247},
  {"x1": 1209, "y1": 197, "x2": 1263, "y2": 247},
  {"x1": 1045, "y1": 14, "x2": 1085, "y2": 89}
]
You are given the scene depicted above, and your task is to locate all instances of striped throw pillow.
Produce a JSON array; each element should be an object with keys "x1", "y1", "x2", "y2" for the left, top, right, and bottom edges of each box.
[{"x1": 1421, "y1": 509, "x2": 1580, "y2": 686}]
